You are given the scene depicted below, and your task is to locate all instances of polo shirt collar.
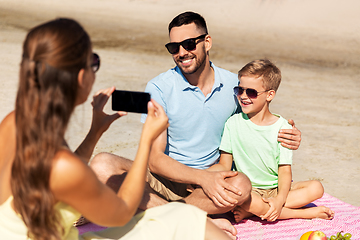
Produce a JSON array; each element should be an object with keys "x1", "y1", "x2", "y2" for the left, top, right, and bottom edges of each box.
[{"x1": 175, "y1": 61, "x2": 223, "y2": 91}]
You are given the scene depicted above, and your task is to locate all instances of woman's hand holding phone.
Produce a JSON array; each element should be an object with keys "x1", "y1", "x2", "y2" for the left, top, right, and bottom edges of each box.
[
  {"x1": 142, "y1": 100, "x2": 169, "y2": 144},
  {"x1": 91, "y1": 87, "x2": 127, "y2": 134}
]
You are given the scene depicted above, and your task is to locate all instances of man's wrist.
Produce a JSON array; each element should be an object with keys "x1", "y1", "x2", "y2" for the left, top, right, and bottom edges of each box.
[{"x1": 193, "y1": 168, "x2": 207, "y2": 186}]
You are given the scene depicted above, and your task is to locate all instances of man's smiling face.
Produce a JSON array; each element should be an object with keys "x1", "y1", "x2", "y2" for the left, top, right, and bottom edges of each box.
[{"x1": 169, "y1": 23, "x2": 208, "y2": 76}]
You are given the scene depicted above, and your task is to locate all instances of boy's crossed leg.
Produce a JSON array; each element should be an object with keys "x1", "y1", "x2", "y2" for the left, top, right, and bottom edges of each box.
[{"x1": 232, "y1": 180, "x2": 334, "y2": 222}]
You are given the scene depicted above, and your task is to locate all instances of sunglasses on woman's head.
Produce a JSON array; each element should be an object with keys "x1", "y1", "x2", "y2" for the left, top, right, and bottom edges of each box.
[
  {"x1": 233, "y1": 86, "x2": 269, "y2": 99},
  {"x1": 91, "y1": 53, "x2": 100, "y2": 72},
  {"x1": 165, "y1": 34, "x2": 207, "y2": 54}
]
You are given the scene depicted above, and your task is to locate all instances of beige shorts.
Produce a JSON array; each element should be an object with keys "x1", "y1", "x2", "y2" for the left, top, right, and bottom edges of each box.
[
  {"x1": 252, "y1": 183, "x2": 294, "y2": 198},
  {"x1": 147, "y1": 170, "x2": 191, "y2": 201},
  {"x1": 252, "y1": 187, "x2": 278, "y2": 198}
]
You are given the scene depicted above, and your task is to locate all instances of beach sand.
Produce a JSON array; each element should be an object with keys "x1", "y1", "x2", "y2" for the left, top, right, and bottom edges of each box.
[{"x1": 0, "y1": 0, "x2": 359, "y2": 206}]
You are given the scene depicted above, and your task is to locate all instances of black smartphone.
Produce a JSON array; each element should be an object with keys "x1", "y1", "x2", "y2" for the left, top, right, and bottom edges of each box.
[{"x1": 112, "y1": 90, "x2": 151, "y2": 113}]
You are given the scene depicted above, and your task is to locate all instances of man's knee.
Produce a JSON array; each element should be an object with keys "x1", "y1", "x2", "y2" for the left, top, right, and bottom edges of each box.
[
  {"x1": 90, "y1": 152, "x2": 111, "y2": 166},
  {"x1": 90, "y1": 152, "x2": 131, "y2": 191},
  {"x1": 89, "y1": 152, "x2": 132, "y2": 183},
  {"x1": 225, "y1": 172, "x2": 252, "y2": 205},
  {"x1": 89, "y1": 152, "x2": 116, "y2": 181},
  {"x1": 90, "y1": 152, "x2": 132, "y2": 171}
]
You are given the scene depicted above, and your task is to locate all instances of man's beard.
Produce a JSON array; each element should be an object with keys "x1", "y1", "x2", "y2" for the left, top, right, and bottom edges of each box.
[{"x1": 175, "y1": 47, "x2": 207, "y2": 75}]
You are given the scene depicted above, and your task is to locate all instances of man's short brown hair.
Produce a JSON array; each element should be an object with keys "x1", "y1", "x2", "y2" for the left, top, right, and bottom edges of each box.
[{"x1": 168, "y1": 11, "x2": 208, "y2": 35}]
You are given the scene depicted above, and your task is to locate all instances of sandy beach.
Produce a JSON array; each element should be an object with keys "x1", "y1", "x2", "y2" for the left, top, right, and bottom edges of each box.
[{"x1": 0, "y1": 0, "x2": 359, "y2": 207}]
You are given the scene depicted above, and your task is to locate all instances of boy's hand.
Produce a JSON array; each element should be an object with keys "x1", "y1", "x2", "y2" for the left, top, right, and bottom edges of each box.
[
  {"x1": 260, "y1": 197, "x2": 284, "y2": 221},
  {"x1": 277, "y1": 119, "x2": 301, "y2": 150}
]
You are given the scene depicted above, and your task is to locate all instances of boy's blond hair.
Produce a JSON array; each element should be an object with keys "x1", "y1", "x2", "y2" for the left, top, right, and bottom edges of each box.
[{"x1": 238, "y1": 59, "x2": 281, "y2": 92}]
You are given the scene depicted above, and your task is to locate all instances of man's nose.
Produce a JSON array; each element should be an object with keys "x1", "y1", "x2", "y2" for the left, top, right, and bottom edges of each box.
[{"x1": 178, "y1": 45, "x2": 188, "y2": 56}]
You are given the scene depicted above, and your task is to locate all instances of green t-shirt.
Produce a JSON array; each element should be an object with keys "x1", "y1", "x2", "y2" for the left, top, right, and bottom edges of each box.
[{"x1": 219, "y1": 112, "x2": 292, "y2": 189}]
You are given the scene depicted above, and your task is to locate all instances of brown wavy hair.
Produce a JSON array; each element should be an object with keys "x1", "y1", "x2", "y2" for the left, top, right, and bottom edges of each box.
[{"x1": 11, "y1": 18, "x2": 91, "y2": 240}]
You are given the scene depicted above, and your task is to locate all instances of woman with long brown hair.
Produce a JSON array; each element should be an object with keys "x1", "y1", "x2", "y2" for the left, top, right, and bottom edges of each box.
[{"x1": 0, "y1": 18, "x2": 232, "y2": 240}]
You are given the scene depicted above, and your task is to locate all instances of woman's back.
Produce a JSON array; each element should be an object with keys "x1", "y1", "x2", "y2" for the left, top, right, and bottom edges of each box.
[
  {"x1": 0, "y1": 195, "x2": 81, "y2": 240},
  {"x1": 0, "y1": 112, "x2": 81, "y2": 239}
]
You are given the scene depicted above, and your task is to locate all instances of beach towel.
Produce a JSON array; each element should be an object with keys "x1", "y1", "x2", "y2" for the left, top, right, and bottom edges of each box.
[{"x1": 77, "y1": 193, "x2": 360, "y2": 239}]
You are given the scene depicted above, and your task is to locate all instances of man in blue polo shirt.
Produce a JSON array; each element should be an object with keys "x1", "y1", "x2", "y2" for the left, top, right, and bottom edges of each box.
[
  {"x1": 142, "y1": 63, "x2": 237, "y2": 170},
  {"x1": 91, "y1": 11, "x2": 301, "y2": 238}
]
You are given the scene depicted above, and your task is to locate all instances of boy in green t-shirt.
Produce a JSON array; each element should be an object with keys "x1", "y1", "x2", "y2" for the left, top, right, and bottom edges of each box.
[{"x1": 210, "y1": 59, "x2": 334, "y2": 222}]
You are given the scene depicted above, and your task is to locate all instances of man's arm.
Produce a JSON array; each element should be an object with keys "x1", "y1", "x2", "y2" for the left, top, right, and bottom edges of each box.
[
  {"x1": 278, "y1": 119, "x2": 301, "y2": 150},
  {"x1": 148, "y1": 131, "x2": 242, "y2": 207},
  {"x1": 148, "y1": 130, "x2": 203, "y2": 183}
]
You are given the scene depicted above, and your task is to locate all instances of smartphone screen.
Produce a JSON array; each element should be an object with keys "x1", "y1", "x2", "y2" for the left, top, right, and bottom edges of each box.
[{"x1": 112, "y1": 90, "x2": 151, "y2": 113}]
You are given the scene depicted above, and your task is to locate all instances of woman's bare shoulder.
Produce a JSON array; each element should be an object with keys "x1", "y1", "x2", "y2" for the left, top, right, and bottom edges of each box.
[
  {"x1": 0, "y1": 111, "x2": 15, "y2": 134},
  {"x1": 0, "y1": 111, "x2": 16, "y2": 165},
  {"x1": 0, "y1": 112, "x2": 16, "y2": 203},
  {"x1": 51, "y1": 149, "x2": 93, "y2": 192},
  {"x1": 50, "y1": 148, "x2": 103, "y2": 202}
]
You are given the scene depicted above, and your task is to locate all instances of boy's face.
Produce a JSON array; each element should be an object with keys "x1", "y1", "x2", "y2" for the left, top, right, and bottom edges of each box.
[{"x1": 237, "y1": 75, "x2": 272, "y2": 116}]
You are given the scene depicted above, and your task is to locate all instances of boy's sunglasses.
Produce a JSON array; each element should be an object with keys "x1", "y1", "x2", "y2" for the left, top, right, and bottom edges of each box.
[
  {"x1": 234, "y1": 86, "x2": 269, "y2": 99},
  {"x1": 165, "y1": 34, "x2": 207, "y2": 54},
  {"x1": 91, "y1": 53, "x2": 100, "y2": 72}
]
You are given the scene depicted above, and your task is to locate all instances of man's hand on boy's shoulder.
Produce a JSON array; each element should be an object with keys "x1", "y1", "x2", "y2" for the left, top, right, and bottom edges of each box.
[{"x1": 277, "y1": 119, "x2": 302, "y2": 150}]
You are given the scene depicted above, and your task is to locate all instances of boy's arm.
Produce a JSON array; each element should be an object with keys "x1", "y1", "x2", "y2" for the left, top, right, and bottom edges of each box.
[
  {"x1": 276, "y1": 165, "x2": 292, "y2": 208},
  {"x1": 207, "y1": 151, "x2": 233, "y2": 172},
  {"x1": 261, "y1": 165, "x2": 292, "y2": 221}
]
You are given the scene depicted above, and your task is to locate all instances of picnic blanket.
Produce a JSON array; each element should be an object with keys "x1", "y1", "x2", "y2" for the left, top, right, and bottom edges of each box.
[
  {"x1": 234, "y1": 193, "x2": 360, "y2": 239},
  {"x1": 77, "y1": 193, "x2": 360, "y2": 239}
]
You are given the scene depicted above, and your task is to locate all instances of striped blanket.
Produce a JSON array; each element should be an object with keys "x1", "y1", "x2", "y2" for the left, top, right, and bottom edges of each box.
[{"x1": 77, "y1": 193, "x2": 360, "y2": 239}]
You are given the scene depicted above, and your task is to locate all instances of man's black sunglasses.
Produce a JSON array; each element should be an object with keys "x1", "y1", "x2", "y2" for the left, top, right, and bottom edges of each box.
[
  {"x1": 91, "y1": 53, "x2": 100, "y2": 72},
  {"x1": 165, "y1": 34, "x2": 207, "y2": 54}
]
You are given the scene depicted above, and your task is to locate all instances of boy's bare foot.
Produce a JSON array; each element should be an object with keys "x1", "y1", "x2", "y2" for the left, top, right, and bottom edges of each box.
[
  {"x1": 232, "y1": 206, "x2": 253, "y2": 223},
  {"x1": 313, "y1": 206, "x2": 335, "y2": 220},
  {"x1": 209, "y1": 218, "x2": 237, "y2": 240},
  {"x1": 281, "y1": 206, "x2": 334, "y2": 220}
]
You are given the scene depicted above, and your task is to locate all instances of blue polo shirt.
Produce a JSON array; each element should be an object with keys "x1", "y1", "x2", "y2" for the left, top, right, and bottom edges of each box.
[{"x1": 141, "y1": 62, "x2": 239, "y2": 169}]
